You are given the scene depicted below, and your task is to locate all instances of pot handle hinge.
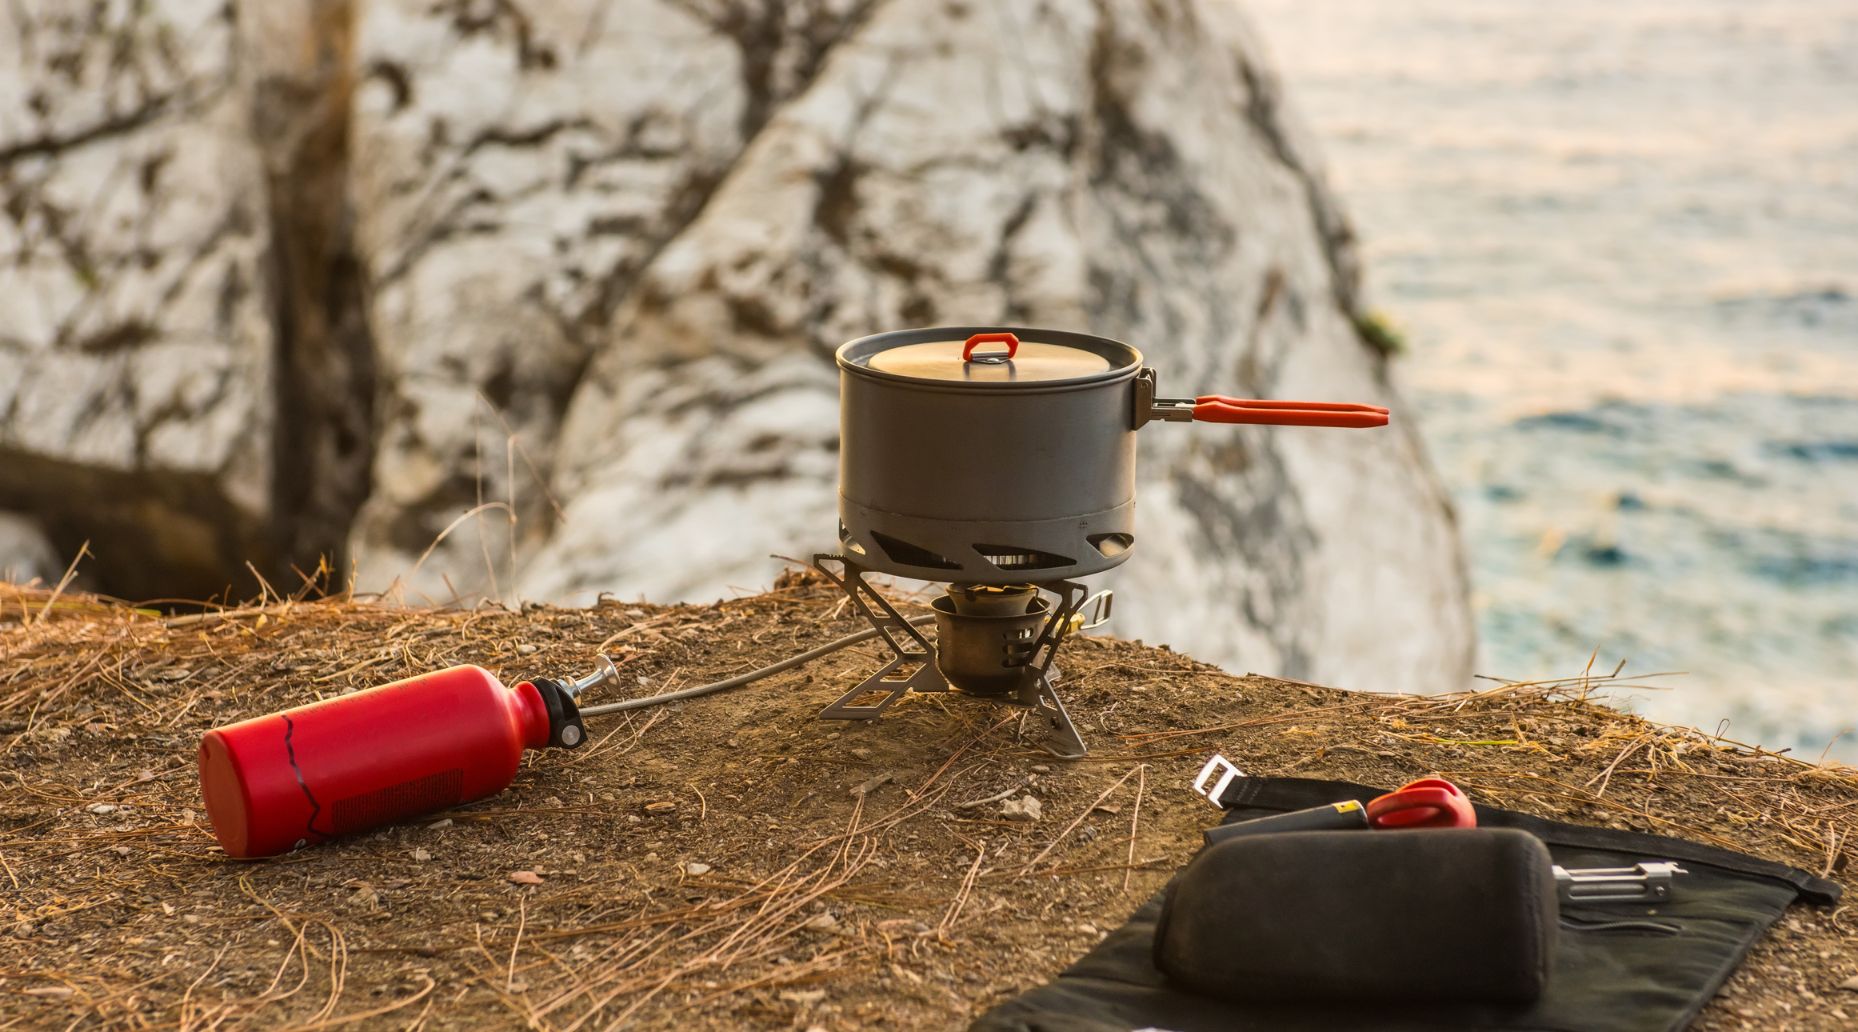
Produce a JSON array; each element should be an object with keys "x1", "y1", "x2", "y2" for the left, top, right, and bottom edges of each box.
[{"x1": 1133, "y1": 368, "x2": 1196, "y2": 429}]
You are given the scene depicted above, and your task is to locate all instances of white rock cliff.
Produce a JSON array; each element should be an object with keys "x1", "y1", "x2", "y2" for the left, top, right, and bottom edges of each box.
[{"x1": 1, "y1": 0, "x2": 1473, "y2": 693}]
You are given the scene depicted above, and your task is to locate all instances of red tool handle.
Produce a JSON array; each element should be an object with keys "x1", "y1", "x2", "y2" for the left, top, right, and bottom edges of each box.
[
  {"x1": 1193, "y1": 400, "x2": 1389, "y2": 428},
  {"x1": 1365, "y1": 777, "x2": 1477, "y2": 830},
  {"x1": 1197, "y1": 395, "x2": 1390, "y2": 415},
  {"x1": 963, "y1": 331, "x2": 1020, "y2": 362}
]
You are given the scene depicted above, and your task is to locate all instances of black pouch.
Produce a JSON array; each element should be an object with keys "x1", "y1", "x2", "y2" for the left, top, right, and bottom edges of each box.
[
  {"x1": 1155, "y1": 829, "x2": 1557, "y2": 1004},
  {"x1": 971, "y1": 776, "x2": 1841, "y2": 1032}
]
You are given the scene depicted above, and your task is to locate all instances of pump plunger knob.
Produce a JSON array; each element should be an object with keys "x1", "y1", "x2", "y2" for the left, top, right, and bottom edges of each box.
[{"x1": 567, "y1": 654, "x2": 621, "y2": 699}]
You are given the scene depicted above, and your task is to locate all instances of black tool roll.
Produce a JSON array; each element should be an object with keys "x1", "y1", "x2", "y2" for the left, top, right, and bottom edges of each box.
[
  {"x1": 971, "y1": 776, "x2": 1841, "y2": 1032},
  {"x1": 1155, "y1": 829, "x2": 1558, "y2": 1005}
]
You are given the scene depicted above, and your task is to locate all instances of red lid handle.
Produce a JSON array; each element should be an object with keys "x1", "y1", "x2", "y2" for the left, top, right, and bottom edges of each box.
[
  {"x1": 963, "y1": 332, "x2": 1020, "y2": 362},
  {"x1": 1365, "y1": 777, "x2": 1477, "y2": 830}
]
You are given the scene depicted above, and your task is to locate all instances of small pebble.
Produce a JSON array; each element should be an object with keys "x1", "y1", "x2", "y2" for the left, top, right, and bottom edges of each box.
[
  {"x1": 411, "y1": 848, "x2": 432, "y2": 862},
  {"x1": 427, "y1": 819, "x2": 452, "y2": 830},
  {"x1": 88, "y1": 803, "x2": 117, "y2": 815},
  {"x1": 508, "y1": 870, "x2": 544, "y2": 885},
  {"x1": 516, "y1": 643, "x2": 539, "y2": 655},
  {"x1": 851, "y1": 772, "x2": 895, "y2": 797},
  {"x1": 1001, "y1": 796, "x2": 1043, "y2": 822},
  {"x1": 644, "y1": 800, "x2": 677, "y2": 815},
  {"x1": 805, "y1": 913, "x2": 839, "y2": 931},
  {"x1": 1030, "y1": 764, "x2": 1051, "y2": 774},
  {"x1": 684, "y1": 862, "x2": 712, "y2": 876}
]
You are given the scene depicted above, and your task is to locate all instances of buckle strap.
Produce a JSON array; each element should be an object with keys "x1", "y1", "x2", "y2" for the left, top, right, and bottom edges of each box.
[{"x1": 1190, "y1": 754, "x2": 1246, "y2": 808}]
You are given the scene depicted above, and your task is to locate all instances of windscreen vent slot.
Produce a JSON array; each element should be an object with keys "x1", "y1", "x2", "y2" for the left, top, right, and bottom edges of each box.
[
  {"x1": 871, "y1": 532, "x2": 961, "y2": 571},
  {"x1": 974, "y1": 544, "x2": 1075, "y2": 571},
  {"x1": 1087, "y1": 533, "x2": 1133, "y2": 558}
]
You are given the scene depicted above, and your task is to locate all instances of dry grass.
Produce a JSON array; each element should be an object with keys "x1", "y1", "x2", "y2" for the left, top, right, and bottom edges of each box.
[{"x1": 2, "y1": 578, "x2": 1856, "y2": 1029}]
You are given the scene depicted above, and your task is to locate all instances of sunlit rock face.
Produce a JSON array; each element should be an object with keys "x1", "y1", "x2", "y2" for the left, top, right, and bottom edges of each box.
[
  {"x1": 0, "y1": 1, "x2": 276, "y2": 600},
  {"x1": 0, "y1": 0, "x2": 373, "y2": 600},
  {"x1": 1, "y1": 0, "x2": 1472, "y2": 692},
  {"x1": 466, "y1": 0, "x2": 1471, "y2": 692},
  {"x1": 341, "y1": 0, "x2": 879, "y2": 592}
]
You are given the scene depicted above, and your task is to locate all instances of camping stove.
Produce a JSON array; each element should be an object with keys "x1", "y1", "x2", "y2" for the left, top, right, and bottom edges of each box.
[
  {"x1": 814, "y1": 326, "x2": 1388, "y2": 756},
  {"x1": 813, "y1": 561, "x2": 1109, "y2": 757}
]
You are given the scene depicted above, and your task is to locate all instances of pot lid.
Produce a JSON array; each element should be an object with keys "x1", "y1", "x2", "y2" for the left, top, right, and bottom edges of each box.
[
  {"x1": 841, "y1": 328, "x2": 1139, "y2": 387},
  {"x1": 867, "y1": 339, "x2": 1111, "y2": 382}
]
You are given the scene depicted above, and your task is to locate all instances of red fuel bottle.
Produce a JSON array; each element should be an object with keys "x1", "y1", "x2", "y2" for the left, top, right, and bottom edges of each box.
[{"x1": 198, "y1": 657, "x2": 616, "y2": 858}]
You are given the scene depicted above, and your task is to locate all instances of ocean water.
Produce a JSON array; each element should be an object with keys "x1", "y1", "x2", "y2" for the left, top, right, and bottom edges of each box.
[{"x1": 1245, "y1": 0, "x2": 1858, "y2": 758}]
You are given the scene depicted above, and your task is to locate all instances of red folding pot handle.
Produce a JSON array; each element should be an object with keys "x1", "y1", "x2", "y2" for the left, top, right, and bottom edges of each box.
[
  {"x1": 1192, "y1": 400, "x2": 1389, "y2": 428},
  {"x1": 1197, "y1": 395, "x2": 1390, "y2": 416},
  {"x1": 963, "y1": 332, "x2": 1020, "y2": 362},
  {"x1": 1365, "y1": 777, "x2": 1477, "y2": 830}
]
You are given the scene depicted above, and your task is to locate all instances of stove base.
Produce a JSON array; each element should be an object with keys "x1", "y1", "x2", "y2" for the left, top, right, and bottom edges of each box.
[{"x1": 812, "y1": 554, "x2": 1090, "y2": 758}]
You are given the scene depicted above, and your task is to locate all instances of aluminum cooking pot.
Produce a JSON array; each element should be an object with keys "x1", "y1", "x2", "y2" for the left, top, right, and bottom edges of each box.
[{"x1": 834, "y1": 325, "x2": 1387, "y2": 585}]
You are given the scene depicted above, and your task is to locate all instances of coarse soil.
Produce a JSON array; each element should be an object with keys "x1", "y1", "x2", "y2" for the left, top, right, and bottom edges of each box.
[{"x1": 2, "y1": 574, "x2": 1856, "y2": 1030}]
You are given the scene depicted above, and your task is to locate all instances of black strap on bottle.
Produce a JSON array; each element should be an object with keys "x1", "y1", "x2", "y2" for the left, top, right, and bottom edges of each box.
[{"x1": 527, "y1": 678, "x2": 587, "y2": 751}]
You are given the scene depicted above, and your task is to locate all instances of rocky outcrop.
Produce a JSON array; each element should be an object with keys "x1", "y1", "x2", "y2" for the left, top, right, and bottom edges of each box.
[
  {"x1": 343, "y1": 0, "x2": 881, "y2": 593},
  {"x1": 0, "y1": 0, "x2": 373, "y2": 600},
  {"x1": 0, "y1": 0, "x2": 275, "y2": 600},
  {"x1": 0, "y1": 0, "x2": 1474, "y2": 692},
  {"x1": 503, "y1": 0, "x2": 1471, "y2": 691}
]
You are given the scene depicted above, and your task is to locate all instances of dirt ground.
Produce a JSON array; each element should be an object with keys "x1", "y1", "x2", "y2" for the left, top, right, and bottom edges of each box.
[{"x1": 2, "y1": 576, "x2": 1856, "y2": 1030}]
